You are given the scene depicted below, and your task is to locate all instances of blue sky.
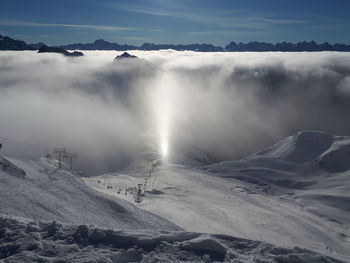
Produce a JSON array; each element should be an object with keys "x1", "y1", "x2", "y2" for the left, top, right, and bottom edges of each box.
[{"x1": 1, "y1": 0, "x2": 350, "y2": 46}]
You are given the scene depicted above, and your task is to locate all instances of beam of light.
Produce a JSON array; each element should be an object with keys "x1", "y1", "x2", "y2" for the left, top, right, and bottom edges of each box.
[
  {"x1": 160, "y1": 132, "x2": 169, "y2": 158},
  {"x1": 150, "y1": 73, "x2": 175, "y2": 162},
  {"x1": 157, "y1": 100, "x2": 171, "y2": 161}
]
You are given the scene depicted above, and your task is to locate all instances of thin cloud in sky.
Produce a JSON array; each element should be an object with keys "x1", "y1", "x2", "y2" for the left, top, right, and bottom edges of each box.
[
  {"x1": 107, "y1": 3, "x2": 211, "y2": 24},
  {"x1": 106, "y1": 2, "x2": 309, "y2": 30},
  {"x1": 0, "y1": 19, "x2": 135, "y2": 31},
  {"x1": 258, "y1": 18, "x2": 309, "y2": 25},
  {"x1": 189, "y1": 30, "x2": 266, "y2": 37}
]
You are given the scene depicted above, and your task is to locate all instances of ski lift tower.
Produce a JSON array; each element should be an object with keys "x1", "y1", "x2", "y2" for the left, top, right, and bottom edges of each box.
[
  {"x1": 54, "y1": 148, "x2": 66, "y2": 169},
  {"x1": 135, "y1": 184, "x2": 143, "y2": 203},
  {"x1": 67, "y1": 153, "x2": 78, "y2": 171}
]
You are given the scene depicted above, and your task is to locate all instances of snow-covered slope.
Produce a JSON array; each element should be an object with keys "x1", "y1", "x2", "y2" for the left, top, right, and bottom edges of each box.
[
  {"x1": 245, "y1": 130, "x2": 350, "y2": 172},
  {"x1": 0, "y1": 155, "x2": 180, "y2": 231},
  {"x1": 207, "y1": 131, "x2": 350, "y2": 231},
  {"x1": 1, "y1": 131, "x2": 349, "y2": 262},
  {"x1": 85, "y1": 131, "x2": 350, "y2": 262}
]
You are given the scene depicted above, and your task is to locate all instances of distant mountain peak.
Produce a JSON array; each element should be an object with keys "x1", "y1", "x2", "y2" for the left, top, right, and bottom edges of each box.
[
  {"x1": 94, "y1": 39, "x2": 109, "y2": 44},
  {"x1": 2, "y1": 34, "x2": 350, "y2": 52},
  {"x1": 29, "y1": 42, "x2": 46, "y2": 50},
  {"x1": 114, "y1": 52, "x2": 138, "y2": 60},
  {"x1": 58, "y1": 38, "x2": 350, "y2": 52},
  {"x1": 0, "y1": 34, "x2": 33, "y2": 50},
  {"x1": 225, "y1": 40, "x2": 350, "y2": 52},
  {"x1": 38, "y1": 44, "x2": 84, "y2": 57}
]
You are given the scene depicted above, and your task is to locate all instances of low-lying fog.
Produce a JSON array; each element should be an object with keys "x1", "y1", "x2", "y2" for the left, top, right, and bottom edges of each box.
[{"x1": 0, "y1": 50, "x2": 350, "y2": 174}]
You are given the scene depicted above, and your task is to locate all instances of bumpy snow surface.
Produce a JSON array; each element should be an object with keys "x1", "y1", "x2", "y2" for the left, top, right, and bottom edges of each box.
[
  {"x1": 0, "y1": 216, "x2": 344, "y2": 263},
  {"x1": 85, "y1": 131, "x2": 350, "y2": 262}
]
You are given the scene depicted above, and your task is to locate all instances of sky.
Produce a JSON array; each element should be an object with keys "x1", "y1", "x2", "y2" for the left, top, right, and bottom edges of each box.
[{"x1": 1, "y1": 0, "x2": 350, "y2": 46}]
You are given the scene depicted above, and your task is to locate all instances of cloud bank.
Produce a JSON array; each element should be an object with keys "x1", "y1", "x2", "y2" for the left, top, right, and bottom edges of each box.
[{"x1": 0, "y1": 50, "x2": 350, "y2": 173}]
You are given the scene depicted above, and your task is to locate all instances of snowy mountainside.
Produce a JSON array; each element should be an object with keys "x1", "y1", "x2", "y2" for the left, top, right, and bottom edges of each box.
[
  {"x1": 1, "y1": 131, "x2": 349, "y2": 262},
  {"x1": 248, "y1": 130, "x2": 350, "y2": 173},
  {"x1": 85, "y1": 131, "x2": 350, "y2": 262},
  {"x1": 0, "y1": 216, "x2": 345, "y2": 263},
  {"x1": 0, "y1": 155, "x2": 26, "y2": 179},
  {"x1": 207, "y1": 131, "x2": 350, "y2": 228},
  {"x1": 249, "y1": 131, "x2": 335, "y2": 163},
  {"x1": 0, "y1": 155, "x2": 180, "y2": 231}
]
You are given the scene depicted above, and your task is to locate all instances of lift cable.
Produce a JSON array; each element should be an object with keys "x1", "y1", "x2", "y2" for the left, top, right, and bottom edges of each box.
[{"x1": 0, "y1": 135, "x2": 48, "y2": 150}]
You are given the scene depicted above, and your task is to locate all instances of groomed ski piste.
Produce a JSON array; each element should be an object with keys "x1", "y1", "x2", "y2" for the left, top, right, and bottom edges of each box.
[{"x1": 1, "y1": 131, "x2": 349, "y2": 262}]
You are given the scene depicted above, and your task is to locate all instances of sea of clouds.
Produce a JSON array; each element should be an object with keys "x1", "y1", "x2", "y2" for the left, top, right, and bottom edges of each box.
[{"x1": 0, "y1": 50, "x2": 350, "y2": 173}]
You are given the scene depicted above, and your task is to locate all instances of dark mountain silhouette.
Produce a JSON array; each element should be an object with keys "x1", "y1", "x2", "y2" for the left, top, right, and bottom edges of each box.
[
  {"x1": 29, "y1": 42, "x2": 46, "y2": 50},
  {"x1": 225, "y1": 41, "x2": 274, "y2": 51},
  {"x1": 61, "y1": 39, "x2": 223, "y2": 52},
  {"x1": 225, "y1": 40, "x2": 350, "y2": 51},
  {"x1": 62, "y1": 39, "x2": 350, "y2": 52},
  {"x1": 114, "y1": 52, "x2": 138, "y2": 60},
  {"x1": 2, "y1": 35, "x2": 350, "y2": 52},
  {"x1": 61, "y1": 39, "x2": 137, "y2": 51},
  {"x1": 113, "y1": 52, "x2": 157, "y2": 71},
  {"x1": 140, "y1": 42, "x2": 224, "y2": 52},
  {"x1": 0, "y1": 35, "x2": 34, "y2": 50},
  {"x1": 38, "y1": 45, "x2": 84, "y2": 57}
]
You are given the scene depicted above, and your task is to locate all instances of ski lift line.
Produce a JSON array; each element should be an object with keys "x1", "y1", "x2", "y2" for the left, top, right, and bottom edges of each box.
[
  {"x1": 0, "y1": 136, "x2": 74, "y2": 156},
  {"x1": 0, "y1": 135, "x2": 48, "y2": 150},
  {"x1": 0, "y1": 136, "x2": 77, "y2": 170}
]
